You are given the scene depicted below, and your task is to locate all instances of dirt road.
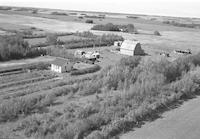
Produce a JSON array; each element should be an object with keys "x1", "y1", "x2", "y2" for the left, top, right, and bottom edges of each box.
[
  {"x1": 0, "y1": 56, "x2": 55, "y2": 68},
  {"x1": 120, "y1": 96, "x2": 200, "y2": 139}
]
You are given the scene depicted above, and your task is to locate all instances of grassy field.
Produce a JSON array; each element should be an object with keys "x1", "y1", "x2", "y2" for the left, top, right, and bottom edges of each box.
[
  {"x1": 0, "y1": 13, "x2": 92, "y2": 33},
  {"x1": 1, "y1": 7, "x2": 200, "y2": 139}
]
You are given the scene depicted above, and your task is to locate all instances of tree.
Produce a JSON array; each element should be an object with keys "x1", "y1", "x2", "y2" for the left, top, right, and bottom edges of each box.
[
  {"x1": 85, "y1": 20, "x2": 94, "y2": 24},
  {"x1": 32, "y1": 9, "x2": 38, "y2": 14},
  {"x1": 0, "y1": 35, "x2": 46, "y2": 61},
  {"x1": 154, "y1": 30, "x2": 161, "y2": 36},
  {"x1": 126, "y1": 24, "x2": 135, "y2": 32}
]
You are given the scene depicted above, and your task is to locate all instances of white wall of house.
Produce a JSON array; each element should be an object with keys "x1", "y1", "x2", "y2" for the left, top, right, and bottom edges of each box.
[{"x1": 51, "y1": 64, "x2": 62, "y2": 73}]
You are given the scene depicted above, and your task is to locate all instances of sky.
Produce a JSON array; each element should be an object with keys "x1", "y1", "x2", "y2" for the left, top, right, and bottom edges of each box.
[{"x1": 0, "y1": 0, "x2": 200, "y2": 18}]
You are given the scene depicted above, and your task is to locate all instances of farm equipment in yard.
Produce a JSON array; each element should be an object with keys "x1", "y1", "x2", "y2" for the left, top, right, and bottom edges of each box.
[
  {"x1": 74, "y1": 50, "x2": 100, "y2": 64},
  {"x1": 85, "y1": 51, "x2": 100, "y2": 59}
]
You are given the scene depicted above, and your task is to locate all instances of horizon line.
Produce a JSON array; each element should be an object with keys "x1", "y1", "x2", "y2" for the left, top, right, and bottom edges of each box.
[{"x1": 0, "y1": 4, "x2": 200, "y2": 19}]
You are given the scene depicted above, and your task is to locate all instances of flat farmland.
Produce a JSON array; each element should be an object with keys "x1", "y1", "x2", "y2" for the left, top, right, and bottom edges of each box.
[
  {"x1": 91, "y1": 29, "x2": 200, "y2": 56},
  {"x1": 0, "y1": 13, "x2": 92, "y2": 33}
]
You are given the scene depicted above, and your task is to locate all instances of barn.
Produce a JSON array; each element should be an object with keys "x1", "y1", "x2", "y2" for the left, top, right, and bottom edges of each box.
[
  {"x1": 51, "y1": 58, "x2": 74, "y2": 73},
  {"x1": 120, "y1": 40, "x2": 144, "y2": 56}
]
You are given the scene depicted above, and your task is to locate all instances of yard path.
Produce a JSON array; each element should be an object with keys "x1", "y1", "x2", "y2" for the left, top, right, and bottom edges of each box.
[
  {"x1": 120, "y1": 96, "x2": 200, "y2": 139},
  {"x1": 0, "y1": 56, "x2": 55, "y2": 68}
]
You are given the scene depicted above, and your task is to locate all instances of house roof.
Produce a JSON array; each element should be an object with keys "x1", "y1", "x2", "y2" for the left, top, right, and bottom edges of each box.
[
  {"x1": 120, "y1": 40, "x2": 140, "y2": 51},
  {"x1": 51, "y1": 58, "x2": 70, "y2": 66}
]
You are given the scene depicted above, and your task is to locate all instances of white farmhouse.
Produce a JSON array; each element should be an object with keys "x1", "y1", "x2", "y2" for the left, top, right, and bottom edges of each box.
[{"x1": 51, "y1": 58, "x2": 74, "y2": 73}]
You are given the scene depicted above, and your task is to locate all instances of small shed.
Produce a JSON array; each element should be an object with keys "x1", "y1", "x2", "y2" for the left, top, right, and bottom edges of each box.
[
  {"x1": 51, "y1": 58, "x2": 74, "y2": 73},
  {"x1": 114, "y1": 41, "x2": 123, "y2": 47},
  {"x1": 120, "y1": 40, "x2": 144, "y2": 56}
]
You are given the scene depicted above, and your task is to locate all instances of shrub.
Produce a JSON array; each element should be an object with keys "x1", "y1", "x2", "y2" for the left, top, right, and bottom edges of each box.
[
  {"x1": 86, "y1": 20, "x2": 94, "y2": 24},
  {"x1": 118, "y1": 24, "x2": 136, "y2": 33},
  {"x1": 85, "y1": 15, "x2": 105, "y2": 19},
  {"x1": 74, "y1": 31, "x2": 97, "y2": 38},
  {"x1": 71, "y1": 65, "x2": 101, "y2": 75},
  {"x1": 92, "y1": 23, "x2": 120, "y2": 31},
  {"x1": 78, "y1": 16, "x2": 84, "y2": 19},
  {"x1": 28, "y1": 62, "x2": 50, "y2": 70},
  {"x1": 86, "y1": 131, "x2": 105, "y2": 139},
  {"x1": 0, "y1": 6, "x2": 12, "y2": 10},
  {"x1": 91, "y1": 23, "x2": 137, "y2": 33},
  {"x1": 61, "y1": 32, "x2": 124, "y2": 49},
  {"x1": 163, "y1": 20, "x2": 200, "y2": 28},
  {"x1": 51, "y1": 12, "x2": 68, "y2": 16},
  {"x1": 154, "y1": 30, "x2": 161, "y2": 36},
  {"x1": 32, "y1": 9, "x2": 38, "y2": 14}
]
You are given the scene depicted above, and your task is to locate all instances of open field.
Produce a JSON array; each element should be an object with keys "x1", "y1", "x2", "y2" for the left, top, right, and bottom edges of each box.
[
  {"x1": 1, "y1": 7, "x2": 200, "y2": 139},
  {"x1": 0, "y1": 13, "x2": 92, "y2": 33},
  {"x1": 91, "y1": 29, "x2": 200, "y2": 56}
]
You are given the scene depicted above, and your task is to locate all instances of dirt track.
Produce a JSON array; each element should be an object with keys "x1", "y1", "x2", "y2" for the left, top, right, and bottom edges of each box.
[
  {"x1": 120, "y1": 96, "x2": 200, "y2": 139},
  {"x1": 0, "y1": 56, "x2": 55, "y2": 68}
]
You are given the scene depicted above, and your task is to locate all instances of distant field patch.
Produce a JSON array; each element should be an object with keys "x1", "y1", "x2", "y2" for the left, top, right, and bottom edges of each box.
[{"x1": 0, "y1": 13, "x2": 93, "y2": 32}]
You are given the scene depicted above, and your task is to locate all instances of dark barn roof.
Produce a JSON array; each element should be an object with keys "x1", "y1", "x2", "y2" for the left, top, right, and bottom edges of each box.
[{"x1": 51, "y1": 58, "x2": 70, "y2": 66}]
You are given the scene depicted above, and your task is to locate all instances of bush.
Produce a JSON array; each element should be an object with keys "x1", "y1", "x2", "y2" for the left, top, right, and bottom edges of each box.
[
  {"x1": 78, "y1": 16, "x2": 84, "y2": 19},
  {"x1": 32, "y1": 9, "x2": 38, "y2": 14},
  {"x1": 74, "y1": 31, "x2": 97, "y2": 38},
  {"x1": 163, "y1": 20, "x2": 200, "y2": 28},
  {"x1": 92, "y1": 23, "x2": 120, "y2": 31},
  {"x1": 86, "y1": 131, "x2": 105, "y2": 139},
  {"x1": 63, "y1": 33, "x2": 124, "y2": 49},
  {"x1": 154, "y1": 31, "x2": 161, "y2": 36},
  {"x1": 86, "y1": 20, "x2": 94, "y2": 24},
  {"x1": 71, "y1": 65, "x2": 101, "y2": 75},
  {"x1": 91, "y1": 23, "x2": 137, "y2": 33},
  {"x1": 0, "y1": 6, "x2": 12, "y2": 10},
  {"x1": 51, "y1": 12, "x2": 68, "y2": 16},
  {"x1": 85, "y1": 15, "x2": 105, "y2": 19}
]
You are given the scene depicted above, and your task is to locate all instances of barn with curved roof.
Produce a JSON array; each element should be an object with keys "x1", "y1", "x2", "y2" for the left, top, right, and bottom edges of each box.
[{"x1": 120, "y1": 40, "x2": 144, "y2": 56}]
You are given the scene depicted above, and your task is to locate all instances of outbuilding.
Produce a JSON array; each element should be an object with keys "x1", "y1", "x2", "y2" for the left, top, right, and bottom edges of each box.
[
  {"x1": 114, "y1": 41, "x2": 123, "y2": 47},
  {"x1": 120, "y1": 40, "x2": 144, "y2": 56},
  {"x1": 51, "y1": 58, "x2": 74, "y2": 73}
]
